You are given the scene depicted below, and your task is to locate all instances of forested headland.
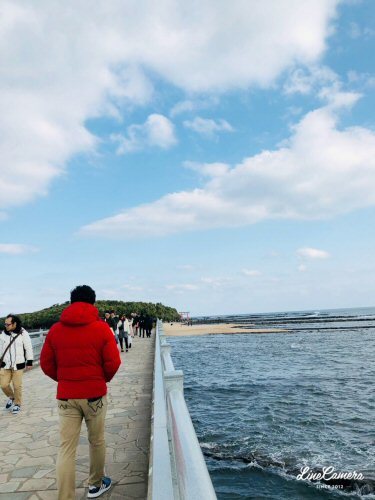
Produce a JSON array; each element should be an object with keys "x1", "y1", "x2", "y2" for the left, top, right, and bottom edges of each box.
[{"x1": 0, "y1": 300, "x2": 180, "y2": 330}]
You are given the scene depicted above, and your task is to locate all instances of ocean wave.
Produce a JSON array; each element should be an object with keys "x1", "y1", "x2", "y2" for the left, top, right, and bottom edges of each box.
[
  {"x1": 170, "y1": 309, "x2": 375, "y2": 499},
  {"x1": 203, "y1": 447, "x2": 375, "y2": 497}
]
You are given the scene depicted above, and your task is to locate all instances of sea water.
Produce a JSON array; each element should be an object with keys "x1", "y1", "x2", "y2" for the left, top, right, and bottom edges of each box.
[{"x1": 168, "y1": 307, "x2": 375, "y2": 500}]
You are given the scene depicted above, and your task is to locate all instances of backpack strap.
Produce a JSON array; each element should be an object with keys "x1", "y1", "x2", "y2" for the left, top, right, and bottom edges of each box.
[{"x1": 0, "y1": 331, "x2": 22, "y2": 367}]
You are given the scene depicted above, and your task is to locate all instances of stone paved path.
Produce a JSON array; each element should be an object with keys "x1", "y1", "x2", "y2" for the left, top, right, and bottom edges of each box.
[{"x1": 0, "y1": 335, "x2": 155, "y2": 499}]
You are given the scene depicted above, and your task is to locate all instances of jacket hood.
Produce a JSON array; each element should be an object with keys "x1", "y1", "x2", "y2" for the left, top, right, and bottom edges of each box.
[{"x1": 60, "y1": 302, "x2": 99, "y2": 326}]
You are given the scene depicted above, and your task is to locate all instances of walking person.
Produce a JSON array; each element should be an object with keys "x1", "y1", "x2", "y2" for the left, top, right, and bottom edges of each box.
[
  {"x1": 123, "y1": 315, "x2": 130, "y2": 352},
  {"x1": 117, "y1": 315, "x2": 127, "y2": 353},
  {"x1": 0, "y1": 314, "x2": 34, "y2": 414},
  {"x1": 40, "y1": 285, "x2": 121, "y2": 500},
  {"x1": 110, "y1": 311, "x2": 119, "y2": 342},
  {"x1": 132, "y1": 314, "x2": 140, "y2": 337},
  {"x1": 139, "y1": 314, "x2": 145, "y2": 338},
  {"x1": 145, "y1": 316, "x2": 153, "y2": 338},
  {"x1": 127, "y1": 316, "x2": 133, "y2": 349},
  {"x1": 104, "y1": 311, "x2": 118, "y2": 344}
]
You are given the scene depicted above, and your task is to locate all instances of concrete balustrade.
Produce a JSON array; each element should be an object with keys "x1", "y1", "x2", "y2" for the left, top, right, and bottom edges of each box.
[
  {"x1": 29, "y1": 331, "x2": 47, "y2": 363},
  {"x1": 148, "y1": 320, "x2": 217, "y2": 500}
]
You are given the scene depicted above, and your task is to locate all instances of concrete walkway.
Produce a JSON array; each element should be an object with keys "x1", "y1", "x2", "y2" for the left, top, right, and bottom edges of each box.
[{"x1": 0, "y1": 335, "x2": 155, "y2": 500}]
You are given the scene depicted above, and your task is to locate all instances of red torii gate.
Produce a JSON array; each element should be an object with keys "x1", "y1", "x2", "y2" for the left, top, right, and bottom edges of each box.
[{"x1": 179, "y1": 311, "x2": 190, "y2": 321}]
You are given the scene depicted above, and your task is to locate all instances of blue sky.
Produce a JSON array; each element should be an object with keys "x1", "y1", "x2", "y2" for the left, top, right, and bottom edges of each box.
[{"x1": 1, "y1": 0, "x2": 375, "y2": 316}]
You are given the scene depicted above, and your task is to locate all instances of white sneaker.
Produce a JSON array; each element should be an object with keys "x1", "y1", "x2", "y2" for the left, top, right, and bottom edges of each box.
[
  {"x1": 87, "y1": 477, "x2": 112, "y2": 498},
  {"x1": 11, "y1": 404, "x2": 21, "y2": 414},
  {"x1": 5, "y1": 398, "x2": 14, "y2": 410}
]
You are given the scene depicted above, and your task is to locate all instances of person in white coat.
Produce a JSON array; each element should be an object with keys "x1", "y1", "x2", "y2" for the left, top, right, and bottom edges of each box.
[
  {"x1": 0, "y1": 314, "x2": 34, "y2": 414},
  {"x1": 127, "y1": 316, "x2": 133, "y2": 348},
  {"x1": 117, "y1": 315, "x2": 126, "y2": 352},
  {"x1": 123, "y1": 316, "x2": 130, "y2": 352}
]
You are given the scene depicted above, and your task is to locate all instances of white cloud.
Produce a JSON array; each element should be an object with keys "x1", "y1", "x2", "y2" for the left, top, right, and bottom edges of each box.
[
  {"x1": 170, "y1": 97, "x2": 220, "y2": 118},
  {"x1": 347, "y1": 71, "x2": 375, "y2": 90},
  {"x1": 284, "y1": 65, "x2": 363, "y2": 115},
  {"x1": 298, "y1": 264, "x2": 308, "y2": 272},
  {"x1": 165, "y1": 284, "x2": 199, "y2": 291},
  {"x1": 170, "y1": 100, "x2": 196, "y2": 117},
  {"x1": 348, "y1": 22, "x2": 375, "y2": 40},
  {"x1": 111, "y1": 114, "x2": 177, "y2": 153},
  {"x1": 200, "y1": 277, "x2": 232, "y2": 288},
  {"x1": 184, "y1": 161, "x2": 229, "y2": 177},
  {"x1": 120, "y1": 284, "x2": 144, "y2": 291},
  {"x1": 318, "y1": 88, "x2": 361, "y2": 109},
  {"x1": 183, "y1": 117, "x2": 234, "y2": 137},
  {"x1": 297, "y1": 248, "x2": 330, "y2": 259},
  {"x1": 0, "y1": 0, "x2": 339, "y2": 213},
  {"x1": 80, "y1": 99, "x2": 375, "y2": 238},
  {"x1": 284, "y1": 65, "x2": 338, "y2": 95},
  {"x1": 242, "y1": 269, "x2": 261, "y2": 277},
  {"x1": 284, "y1": 65, "x2": 362, "y2": 111},
  {"x1": 0, "y1": 244, "x2": 38, "y2": 255}
]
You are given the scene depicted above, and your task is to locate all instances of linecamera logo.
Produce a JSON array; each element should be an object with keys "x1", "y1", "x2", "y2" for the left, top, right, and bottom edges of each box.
[{"x1": 297, "y1": 466, "x2": 364, "y2": 490}]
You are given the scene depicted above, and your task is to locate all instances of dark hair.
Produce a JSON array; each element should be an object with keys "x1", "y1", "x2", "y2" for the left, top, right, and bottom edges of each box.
[
  {"x1": 70, "y1": 285, "x2": 96, "y2": 304},
  {"x1": 6, "y1": 314, "x2": 22, "y2": 333}
]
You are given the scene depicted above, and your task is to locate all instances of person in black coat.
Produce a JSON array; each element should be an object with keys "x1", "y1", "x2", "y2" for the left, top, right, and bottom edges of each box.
[{"x1": 145, "y1": 316, "x2": 154, "y2": 338}]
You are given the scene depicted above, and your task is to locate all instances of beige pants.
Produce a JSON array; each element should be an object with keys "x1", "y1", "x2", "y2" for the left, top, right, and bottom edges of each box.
[
  {"x1": 0, "y1": 368, "x2": 24, "y2": 405},
  {"x1": 57, "y1": 396, "x2": 108, "y2": 500}
]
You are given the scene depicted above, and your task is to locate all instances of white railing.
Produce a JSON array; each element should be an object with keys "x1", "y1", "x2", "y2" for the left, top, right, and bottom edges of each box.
[
  {"x1": 30, "y1": 330, "x2": 47, "y2": 362},
  {"x1": 148, "y1": 320, "x2": 217, "y2": 500}
]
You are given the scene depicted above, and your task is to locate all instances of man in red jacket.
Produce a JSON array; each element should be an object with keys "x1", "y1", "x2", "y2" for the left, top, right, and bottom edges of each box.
[{"x1": 40, "y1": 285, "x2": 121, "y2": 500}]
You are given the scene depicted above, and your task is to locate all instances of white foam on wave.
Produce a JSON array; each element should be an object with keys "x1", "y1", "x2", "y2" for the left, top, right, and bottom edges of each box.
[
  {"x1": 290, "y1": 343, "x2": 302, "y2": 349},
  {"x1": 200, "y1": 442, "x2": 218, "y2": 450}
]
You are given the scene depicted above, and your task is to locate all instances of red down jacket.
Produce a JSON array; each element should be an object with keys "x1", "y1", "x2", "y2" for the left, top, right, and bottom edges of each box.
[{"x1": 40, "y1": 302, "x2": 121, "y2": 399}]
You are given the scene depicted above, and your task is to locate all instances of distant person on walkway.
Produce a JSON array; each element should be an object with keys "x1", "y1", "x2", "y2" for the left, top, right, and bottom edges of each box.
[
  {"x1": 127, "y1": 316, "x2": 133, "y2": 348},
  {"x1": 104, "y1": 310, "x2": 115, "y2": 332},
  {"x1": 132, "y1": 314, "x2": 140, "y2": 337},
  {"x1": 117, "y1": 315, "x2": 128, "y2": 352},
  {"x1": 139, "y1": 314, "x2": 146, "y2": 338},
  {"x1": 110, "y1": 310, "x2": 119, "y2": 341},
  {"x1": 0, "y1": 314, "x2": 34, "y2": 415},
  {"x1": 123, "y1": 315, "x2": 130, "y2": 351},
  {"x1": 40, "y1": 285, "x2": 121, "y2": 500},
  {"x1": 145, "y1": 315, "x2": 154, "y2": 338}
]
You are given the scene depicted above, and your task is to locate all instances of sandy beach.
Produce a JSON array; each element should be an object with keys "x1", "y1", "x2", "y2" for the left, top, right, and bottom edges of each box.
[{"x1": 163, "y1": 322, "x2": 288, "y2": 337}]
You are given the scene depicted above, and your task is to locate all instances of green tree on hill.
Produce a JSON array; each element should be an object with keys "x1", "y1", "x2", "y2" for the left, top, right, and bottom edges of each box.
[{"x1": 0, "y1": 300, "x2": 180, "y2": 330}]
